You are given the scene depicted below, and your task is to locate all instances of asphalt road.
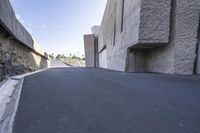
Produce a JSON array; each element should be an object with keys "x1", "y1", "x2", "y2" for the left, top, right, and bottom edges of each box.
[
  {"x1": 50, "y1": 59, "x2": 69, "y2": 68},
  {"x1": 13, "y1": 68, "x2": 200, "y2": 133}
]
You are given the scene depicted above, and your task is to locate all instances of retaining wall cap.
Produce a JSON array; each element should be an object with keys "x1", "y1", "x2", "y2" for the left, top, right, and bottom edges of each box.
[{"x1": 0, "y1": 0, "x2": 48, "y2": 59}]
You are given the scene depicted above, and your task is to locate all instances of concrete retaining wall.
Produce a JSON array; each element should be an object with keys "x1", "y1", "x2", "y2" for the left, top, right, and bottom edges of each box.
[
  {"x1": 0, "y1": 28, "x2": 48, "y2": 78},
  {"x1": 0, "y1": 0, "x2": 48, "y2": 79},
  {"x1": 0, "y1": 0, "x2": 33, "y2": 49}
]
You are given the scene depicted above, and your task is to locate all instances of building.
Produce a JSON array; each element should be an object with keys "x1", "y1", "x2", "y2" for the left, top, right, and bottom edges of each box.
[
  {"x1": 84, "y1": 26, "x2": 99, "y2": 67},
  {"x1": 84, "y1": 0, "x2": 200, "y2": 75}
]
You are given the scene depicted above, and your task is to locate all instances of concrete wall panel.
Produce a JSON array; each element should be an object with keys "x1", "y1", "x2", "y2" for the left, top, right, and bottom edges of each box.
[
  {"x1": 174, "y1": 0, "x2": 200, "y2": 74},
  {"x1": 139, "y1": 0, "x2": 171, "y2": 44},
  {"x1": 196, "y1": 17, "x2": 200, "y2": 75},
  {"x1": 98, "y1": 0, "x2": 172, "y2": 72},
  {"x1": 144, "y1": 0, "x2": 200, "y2": 74},
  {"x1": 99, "y1": 49, "x2": 107, "y2": 68},
  {"x1": 87, "y1": 0, "x2": 200, "y2": 74},
  {"x1": 147, "y1": 45, "x2": 175, "y2": 74},
  {"x1": 98, "y1": 0, "x2": 141, "y2": 71},
  {"x1": 84, "y1": 34, "x2": 96, "y2": 67},
  {"x1": 197, "y1": 45, "x2": 200, "y2": 74}
]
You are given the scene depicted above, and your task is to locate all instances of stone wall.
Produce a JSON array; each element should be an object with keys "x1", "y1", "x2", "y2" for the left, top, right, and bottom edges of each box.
[{"x1": 0, "y1": 27, "x2": 48, "y2": 79}]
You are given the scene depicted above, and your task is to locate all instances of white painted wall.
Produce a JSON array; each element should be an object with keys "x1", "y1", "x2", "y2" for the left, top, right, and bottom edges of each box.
[{"x1": 99, "y1": 49, "x2": 107, "y2": 68}]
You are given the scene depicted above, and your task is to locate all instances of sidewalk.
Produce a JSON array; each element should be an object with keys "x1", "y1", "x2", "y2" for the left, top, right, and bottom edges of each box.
[{"x1": 0, "y1": 69, "x2": 47, "y2": 133}]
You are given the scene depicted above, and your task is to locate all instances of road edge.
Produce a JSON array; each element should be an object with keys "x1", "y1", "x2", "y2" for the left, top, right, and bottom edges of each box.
[
  {"x1": 0, "y1": 69, "x2": 48, "y2": 133},
  {"x1": 7, "y1": 78, "x2": 24, "y2": 133}
]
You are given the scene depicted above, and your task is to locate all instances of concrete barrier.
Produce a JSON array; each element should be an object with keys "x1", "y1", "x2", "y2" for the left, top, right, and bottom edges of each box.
[{"x1": 0, "y1": 0, "x2": 48, "y2": 59}]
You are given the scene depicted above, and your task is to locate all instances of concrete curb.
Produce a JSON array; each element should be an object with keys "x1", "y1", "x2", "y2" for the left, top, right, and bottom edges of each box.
[
  {"x1": 7, "y1": 78, "x2": 24, "y2": 133},
  {"x1": 0, "y1": 69, "x2": 48, "y2": 133}
]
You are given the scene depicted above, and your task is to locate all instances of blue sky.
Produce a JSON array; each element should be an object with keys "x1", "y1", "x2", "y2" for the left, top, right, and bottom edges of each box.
[{"x1": 10, "y1": 0, "x2": 107, "y2": 57}]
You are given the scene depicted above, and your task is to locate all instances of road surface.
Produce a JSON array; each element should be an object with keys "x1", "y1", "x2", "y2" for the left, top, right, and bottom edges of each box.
[
  {"x1": 13, "y1": 68, "x2": 200, "y2": 133},
  {"x1": 50, "y1": 59, "x2": 69, "y2": 68}
]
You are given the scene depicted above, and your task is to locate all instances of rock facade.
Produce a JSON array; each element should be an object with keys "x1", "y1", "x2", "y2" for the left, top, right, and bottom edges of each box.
[{"x1": 0, "y1": 30, "x2": 48, "y2": 80}]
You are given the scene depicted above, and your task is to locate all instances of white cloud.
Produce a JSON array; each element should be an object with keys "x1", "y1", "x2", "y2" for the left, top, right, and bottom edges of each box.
[
  {"x1": 27, "y1": 23, "x2": 32, "y2": 27},
  {"x1": 26, "y1": 27, "x2": 34, "y2": 34},
  {"x1": 41, "y1": 24, "x2": 47, "y2": 28},
  {"x1": 16, "y1": 14, "x2": 25, "y2": 24},
  {"x1": 56, "y1": 25, "x2": 67, "y2": 29},
  {"x1": 16, "y1": 14, "x2": 20, "y2": 19}
]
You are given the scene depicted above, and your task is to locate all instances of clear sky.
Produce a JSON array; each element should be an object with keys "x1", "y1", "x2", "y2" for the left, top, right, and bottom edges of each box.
[{"x1": 10, "y1": 0, "x2": 107, "y2": 57}]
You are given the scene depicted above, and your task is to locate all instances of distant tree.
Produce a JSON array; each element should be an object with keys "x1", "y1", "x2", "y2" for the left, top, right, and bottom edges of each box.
[
  {"x1": 71, "y1": 55, "x2": 81, "y2": 60},
  {"x1": 81, "y1": 54, "x2": 85, "y2": 60},
  {"x1": 49, "y1": 53, "x2": 55, "y2": 60},
  {"x1": 61, "y1": 54, "x2": 66, "y2": 59},
  {"x1": 56, "y1": 54, "x2": 61, "y2": 59}
]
